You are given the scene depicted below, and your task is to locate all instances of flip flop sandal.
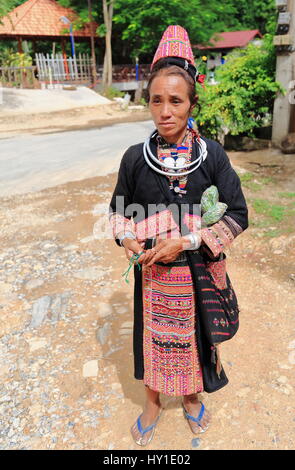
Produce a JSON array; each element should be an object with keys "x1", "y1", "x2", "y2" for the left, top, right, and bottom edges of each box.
[
  {"x1": 182, "y1": 401, "x2": 209, "y2": 434},
  {"x1": 131, "y1": 407, "x2": 164, "y2": 446}
]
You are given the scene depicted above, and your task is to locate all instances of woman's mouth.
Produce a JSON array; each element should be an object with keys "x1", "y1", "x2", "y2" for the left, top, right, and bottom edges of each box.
[{"x1": 159, "y1": 122, "x2": 174, "y2": 127}]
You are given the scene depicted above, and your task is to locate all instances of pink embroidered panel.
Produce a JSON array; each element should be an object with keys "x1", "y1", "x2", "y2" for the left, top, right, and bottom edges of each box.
[
  {"x1": 109, "y1": 212, "x2": 135, "y2": 238},
  {"x1": 135, "y1": 210, "x2": 202, "y2": 242}
]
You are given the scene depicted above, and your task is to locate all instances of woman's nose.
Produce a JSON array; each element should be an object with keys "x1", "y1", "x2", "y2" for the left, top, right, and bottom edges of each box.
[{"x1": 161, "y1": 103, "x2": 172, "y2": 118}]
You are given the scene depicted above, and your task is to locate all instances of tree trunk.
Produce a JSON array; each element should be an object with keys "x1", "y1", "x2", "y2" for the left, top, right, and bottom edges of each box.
[
  {"x1": 88, "y1": 0, "x2": 97, "y2": 84},
  {"x1": 102, "y1": 0, "x2": 113, "y2": 90}
]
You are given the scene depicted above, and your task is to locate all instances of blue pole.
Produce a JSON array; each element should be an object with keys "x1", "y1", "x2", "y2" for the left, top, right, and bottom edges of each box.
[
  {"x1": 135, "y1": 57, "x2": 139, "y2": 81},
  {"x1": 70, "y1": 23, "x2": 75, "y2": 56}
]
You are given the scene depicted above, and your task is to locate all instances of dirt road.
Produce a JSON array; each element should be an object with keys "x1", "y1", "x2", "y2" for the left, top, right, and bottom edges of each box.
[
  {"x1": 0, "y1": 120, "x2": 154, "y2": 197},
  {"x1": 0, "y1": 103, "x2": 151, "y2": 140},
  {"x1": 0, "y1": 132, "x2": 294, "y2": 449}
]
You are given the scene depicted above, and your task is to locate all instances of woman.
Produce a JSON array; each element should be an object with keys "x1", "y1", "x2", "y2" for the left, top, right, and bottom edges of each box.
[{"x1": 109, "y1": 25, "x2": 248, "y2": 446}]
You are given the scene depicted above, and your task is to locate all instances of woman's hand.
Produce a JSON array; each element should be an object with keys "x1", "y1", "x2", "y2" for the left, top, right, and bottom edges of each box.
[
  {"x1": 143, "y1": 237, "x2": 184, "y2": 269},
  {"x1": 122, "y1": 238, "x2": 146, "y2": 264}
]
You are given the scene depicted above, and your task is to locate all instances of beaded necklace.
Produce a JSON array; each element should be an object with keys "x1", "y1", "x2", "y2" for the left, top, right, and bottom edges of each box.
[{"x1": 156, "y1": 128, "x2": 197, "y2": 194}]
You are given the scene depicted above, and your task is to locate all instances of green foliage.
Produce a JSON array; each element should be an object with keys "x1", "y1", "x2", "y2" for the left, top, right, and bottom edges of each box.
[
  {"x1": 139, "y1": 97, "x2": 147, "y2": 106},
  {"x1": 0, "y1": 0, "x2": 20, "y2": 17},
  {"x1": 1, "y1": 0, "x2": 278, "y2": 64},
  {"x1": 263, "y1": 228, "x2": 281, "y2": 238},
  {"x1": 278, "y1": 192, "x2": 295, "y2": 199},
  {"x1": 102, "y1": 86, "x2": 124, "y2": 99},
  {"x1": 1, "y1": 48, "x2": 32, "y2": 67},
  {"x1": 112, "y1": 0, "x2": 240, "y2": 60},
  {"x1": 252, "y1": 199, "x2": 285, "y2": 221},
  {"x1": 193, "y1": 35, "x2": 284, "y2": 140},
  {"x1": 238, "y1": 172, "x2": 274, "y2": 192},
  {"x1": 231, "y1": 0, "x2": 277, "y2": 34},
  {"x1": 239, "y1": 172, "x2": 254, "y2": 183}
]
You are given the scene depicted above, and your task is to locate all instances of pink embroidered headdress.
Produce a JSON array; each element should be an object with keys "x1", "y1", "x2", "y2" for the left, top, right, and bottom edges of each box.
[
  {"x1": 152, "y1": 25, "x2": 195, "y2": 68},
  {"x1": 151, "y1": 25, "x2": 205, "y2": 85}
]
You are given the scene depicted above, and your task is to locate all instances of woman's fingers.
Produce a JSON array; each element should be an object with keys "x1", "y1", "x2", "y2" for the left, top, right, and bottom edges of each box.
[
  {"x1": 144, "y1": 249, "x2": 166, "y2": 267},
  {"x1": 143, "y1": 239, "x2": 183, "y2": 267},
  {"x1": 142, "y1": 248, "x2": 155, "y2": 263},
  {"x1": 137, "y1": 251, "x2": 146, "y2": 263}
]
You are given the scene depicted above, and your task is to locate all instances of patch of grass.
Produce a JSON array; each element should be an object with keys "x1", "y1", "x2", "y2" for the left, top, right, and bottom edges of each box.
[
  {"x1": 252, "y1": 199, "x2": 285, "y2": 221},
  {"x1": 239, "y1": 172, "x2": 260, "y2": 191},
  {"x1": 284, "y1": 226, "x2": 295, "y2": 234},
  {"x1": 239, "y1": 173, "x2": 274, "y2": 192},
  {"x1": 244, "y1": 181, "x2": 261, "y2": 191},
  {"x1": 278, "y1": 192, "x2": 295, "y2": 199},
  {"x1": 285, "y1": 206, "x2": 295, "y2": 216},
  {"x1": 263, "y1": 229, "x2": 281, "y2": 238},
  {"x1": 251, "y1": 219, "x2": 272, "y2": 228},
  {"x1": 238, "y1": 172, "x2": 254, "y2": 183},
  {"x1": 260, "y1": 177, "x2": 274, "y2": 185},
  {"x1": 102, "y1": 86, "x2": 124, "y2": 100}
]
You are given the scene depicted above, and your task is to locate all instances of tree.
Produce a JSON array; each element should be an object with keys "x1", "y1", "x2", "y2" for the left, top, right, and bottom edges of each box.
[
  {"x1": 111, "y1": 0, "x2": 277, "y2": 63},
  {"x1": 112, "y1": 0, "x2": 240, "y2": 62},
  {"x1": 232, "y1": 0, "x2": 277, "y2": 34},
  {"x1": 102, "y1": 0, "x2": 114, "y2": 89},
  {"x1": 0, "y1": 0, "x2": 23, "y2": 19}
]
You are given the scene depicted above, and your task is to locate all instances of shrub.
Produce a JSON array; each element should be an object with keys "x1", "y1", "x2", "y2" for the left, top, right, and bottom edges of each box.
[
  {"x1": 102, "y1": 86, "x2": 125, "y2": 100},
  {"x1": 1, "y1": 49, "x2": 32, "y2": 67},
  {"x1": 193, "y1": 34, "x2": 284, "y2": 141}
]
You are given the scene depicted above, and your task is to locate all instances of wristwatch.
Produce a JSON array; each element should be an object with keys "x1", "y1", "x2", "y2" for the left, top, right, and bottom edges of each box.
[{"x1": 118, "y1": 231, "x2": 136, "y2": 247}]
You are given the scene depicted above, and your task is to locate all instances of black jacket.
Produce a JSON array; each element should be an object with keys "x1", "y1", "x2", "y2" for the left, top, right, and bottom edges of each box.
[{"x1": 109, "y1": 135, "x2": 248, "y2": 392}]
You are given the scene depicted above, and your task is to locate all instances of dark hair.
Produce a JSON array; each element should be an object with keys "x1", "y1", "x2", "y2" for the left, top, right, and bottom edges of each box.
[{"x1": 146, "y1": 58, "x2": 199, "y2": 111}]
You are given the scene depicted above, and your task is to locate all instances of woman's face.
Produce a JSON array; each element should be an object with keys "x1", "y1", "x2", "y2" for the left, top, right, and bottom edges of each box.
[{"x1": 148, "y1": 73, "x2": 192, "y2": 145}]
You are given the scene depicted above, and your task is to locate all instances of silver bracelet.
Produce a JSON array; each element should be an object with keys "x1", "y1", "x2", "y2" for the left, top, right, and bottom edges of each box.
[
  {"x1": 183, "y1": 233, "x2": 201, "y2": 250},
  {"x1": 118, "y1": 231, "x2": 136, "y2": 247}
]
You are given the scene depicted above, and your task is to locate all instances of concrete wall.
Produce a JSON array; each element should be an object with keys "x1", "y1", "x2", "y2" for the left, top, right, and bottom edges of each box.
[{"x1": 272, "y1": 0, "x2": 295, "y2": 146}]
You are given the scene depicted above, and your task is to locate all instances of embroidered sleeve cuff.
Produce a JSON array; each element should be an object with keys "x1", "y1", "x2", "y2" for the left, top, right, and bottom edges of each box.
[
  {"x1": 200, "y1": 219, "x2": 236, "y2": 257},
  {"x1": 109, "y1": 212, "x2": 134, "y2": 240}
]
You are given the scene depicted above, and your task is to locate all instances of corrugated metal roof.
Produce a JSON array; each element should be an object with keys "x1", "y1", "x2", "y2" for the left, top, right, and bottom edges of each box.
[
  {"x1": 196, "y1": 30, "x2": 262, "y2": 50},
  {"x1": 0, "y1": 0, "x2": 97, "y2": 37}
]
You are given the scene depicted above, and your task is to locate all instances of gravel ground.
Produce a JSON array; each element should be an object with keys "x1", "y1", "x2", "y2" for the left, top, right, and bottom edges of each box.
[{"x1": 0, "y1": 141, "x2": 294, "y2": 450}]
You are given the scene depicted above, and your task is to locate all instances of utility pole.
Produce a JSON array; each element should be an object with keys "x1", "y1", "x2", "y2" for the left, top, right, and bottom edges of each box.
[
  {"x1": 87, "y1": 0, "x2": 97, "y2": 84},
  {"x1": 272, "y1": 0, "x2": 295, "y2": 146}
]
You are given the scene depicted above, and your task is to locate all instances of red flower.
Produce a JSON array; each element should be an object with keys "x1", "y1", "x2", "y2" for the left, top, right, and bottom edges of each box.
[{"x1": 197, "y1": 74, "x2": 206, "y2": 88}]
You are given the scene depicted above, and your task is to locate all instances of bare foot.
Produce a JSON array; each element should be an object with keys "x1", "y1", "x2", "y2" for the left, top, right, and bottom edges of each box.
[
  {"x1": 130, "y1": 402, "x2": 163, "y2": 446},
  {"x1": 182, "y1": 396, "x2": 211, "y2": 434}
]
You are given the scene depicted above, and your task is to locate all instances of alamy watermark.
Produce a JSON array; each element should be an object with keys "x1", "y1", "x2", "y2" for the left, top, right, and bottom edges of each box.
[{"x1": 92, "y1": 196, "x2": 201, "y2": 240}]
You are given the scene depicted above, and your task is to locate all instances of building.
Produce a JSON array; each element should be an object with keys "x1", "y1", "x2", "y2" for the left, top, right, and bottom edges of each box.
[
  {"x1": 195, "y1": 30, "x2": 262, "y2": 80},
  {"x1": 0, "y1": 0, "x2": 98, "y2": 55}
]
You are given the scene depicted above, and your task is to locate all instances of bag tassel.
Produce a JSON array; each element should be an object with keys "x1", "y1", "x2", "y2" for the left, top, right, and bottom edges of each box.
[
  {"x1": 210, "y1": 345, "x2": 216, "y2": 365},
  {"x1": 211, "y1": 344, "x2": 222, "y2": 379},
  {"x1": 216, "y1": 344, "x2": 222, "y2": 379}
]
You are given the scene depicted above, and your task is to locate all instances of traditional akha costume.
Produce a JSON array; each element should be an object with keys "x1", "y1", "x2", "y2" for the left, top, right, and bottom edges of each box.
[{"x1": 109, "y1": 26, "x2": 248, "y2": 399}]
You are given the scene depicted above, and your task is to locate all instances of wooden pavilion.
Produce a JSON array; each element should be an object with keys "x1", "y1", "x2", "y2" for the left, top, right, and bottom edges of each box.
[{"x1": 0, "y1": 0, "x2": 99, "y2": 55}]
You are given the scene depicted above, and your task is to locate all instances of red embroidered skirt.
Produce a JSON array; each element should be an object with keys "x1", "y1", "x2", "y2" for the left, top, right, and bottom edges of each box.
[{"x1": 142, "y1": 260, "x2": 204, "y2": 396}]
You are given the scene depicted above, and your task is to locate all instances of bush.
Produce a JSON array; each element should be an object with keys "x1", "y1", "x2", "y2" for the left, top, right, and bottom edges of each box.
[
  {"x1": 193, "y1": 34, "x2": 284, "y2": 141},
  {"x1": 1, "y1": 49, "x2": 32, "y2": 67},
  {"x1": 102, "y1": 86, "x2": 125, "y2": 100}
]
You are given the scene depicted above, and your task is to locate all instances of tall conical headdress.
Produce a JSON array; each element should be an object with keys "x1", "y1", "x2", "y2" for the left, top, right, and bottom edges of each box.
[
  {"x1": 152, "y1": 25, "x2": 195, "y2": 67},
  {"x1": 151, "y1": 25, "x2": 205, "y2": 85}
]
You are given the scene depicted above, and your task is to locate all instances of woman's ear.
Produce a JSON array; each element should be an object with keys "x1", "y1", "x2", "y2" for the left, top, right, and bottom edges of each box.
[{"x1": 190, "y1": 95, "x2": 198, "y2": 112}]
